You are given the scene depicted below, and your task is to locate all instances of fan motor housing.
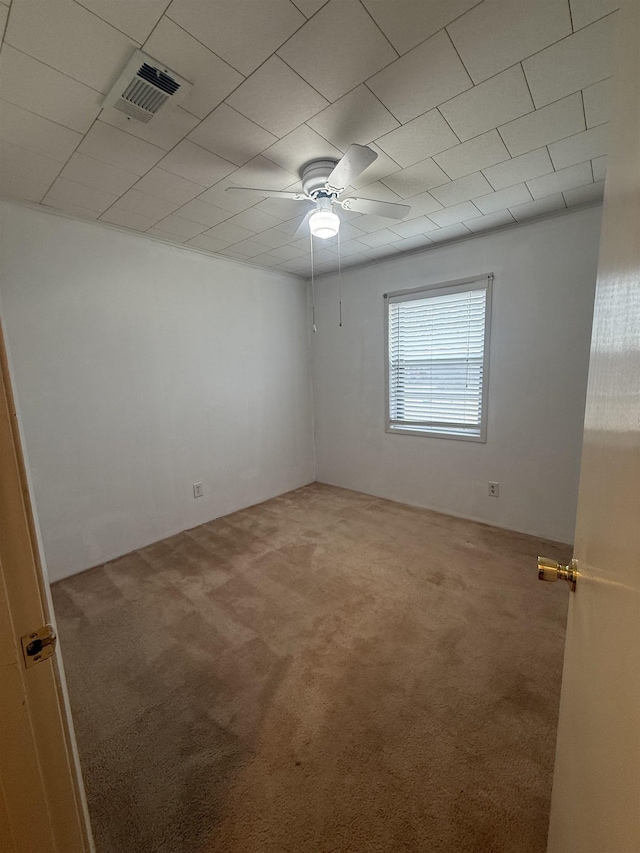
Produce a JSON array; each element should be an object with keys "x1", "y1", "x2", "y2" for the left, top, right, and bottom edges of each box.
[{"x1": 301, "y1": 159, "x2": 339, "y2": 197}]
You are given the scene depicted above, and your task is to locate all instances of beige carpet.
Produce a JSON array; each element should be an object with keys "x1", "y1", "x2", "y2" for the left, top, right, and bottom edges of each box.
[{"x1": 52, "y1": 483, "x2": 570, "y2": 853}]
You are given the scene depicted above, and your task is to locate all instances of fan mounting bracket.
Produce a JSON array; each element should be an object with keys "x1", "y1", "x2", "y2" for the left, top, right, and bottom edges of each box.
[{"x1": 301, "y1": 159, "x2": 339, "y2": 199}]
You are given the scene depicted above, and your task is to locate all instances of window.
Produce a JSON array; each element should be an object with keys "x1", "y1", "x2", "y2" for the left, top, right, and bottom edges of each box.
[{"x1": 385, "y1": 275, "x2": 492, "y2": 441}]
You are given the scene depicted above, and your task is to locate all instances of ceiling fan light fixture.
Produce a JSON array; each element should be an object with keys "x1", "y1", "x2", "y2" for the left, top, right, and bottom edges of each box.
[{"x1": 309, "y1": 208, "x2": 340, "y2": 239}]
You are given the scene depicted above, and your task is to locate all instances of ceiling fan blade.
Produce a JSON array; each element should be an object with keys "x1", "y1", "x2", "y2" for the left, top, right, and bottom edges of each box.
[
  {"x1": 293, "y1": 210, "x2": 314, "y2": 239},
  {"x1": 340, "y1": 197, "x2": 411, "y2": 220},
  {"x1": 225, "y1": 187, "x2": 311, "y2": 201},
  {"x1": 326, "y1": 145, "x2": 377, "y2": 193}
]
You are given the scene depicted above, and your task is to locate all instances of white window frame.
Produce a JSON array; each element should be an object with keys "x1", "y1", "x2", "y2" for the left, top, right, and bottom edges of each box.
[{"x1": 384, "y1": 274, "x2": 493, "y2": 443}]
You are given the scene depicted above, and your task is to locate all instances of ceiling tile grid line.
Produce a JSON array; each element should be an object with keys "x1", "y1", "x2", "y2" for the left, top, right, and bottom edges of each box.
[{"x1": 0, "y1": 0, "x2": 615, "y2": 274}]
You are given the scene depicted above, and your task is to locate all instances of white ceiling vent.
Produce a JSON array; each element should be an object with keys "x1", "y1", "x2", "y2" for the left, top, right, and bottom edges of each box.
[{"x1": 103, "y1": 50, "x2": 192, "y2": 123}]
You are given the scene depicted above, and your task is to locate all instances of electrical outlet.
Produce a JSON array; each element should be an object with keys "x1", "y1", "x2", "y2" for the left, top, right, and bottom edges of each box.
[
  {"x1": 488, "y1": 482, "x2": 499, "y2": 497},
  {"x1": 193, "y1": 482, "x2": 203, "y2": 498}
]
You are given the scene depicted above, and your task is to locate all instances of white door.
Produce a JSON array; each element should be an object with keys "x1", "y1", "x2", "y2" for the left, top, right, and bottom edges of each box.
[
  {"x1": 0, "y1": 323, "x2": 93, "y2": 852},
  {"x1": 546, "y1": 1, "x2": 640, "y2": 851}
]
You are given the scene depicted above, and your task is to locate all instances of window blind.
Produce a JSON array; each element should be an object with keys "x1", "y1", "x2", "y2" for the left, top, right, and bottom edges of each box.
[{"x1": 387, "y1": 280, "x2": 489, "y2": 439}]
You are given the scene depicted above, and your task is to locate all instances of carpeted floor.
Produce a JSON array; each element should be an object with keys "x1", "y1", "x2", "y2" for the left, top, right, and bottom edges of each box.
[{"x1": 52, "y1": 483, "x2": 570, "y2": 853}]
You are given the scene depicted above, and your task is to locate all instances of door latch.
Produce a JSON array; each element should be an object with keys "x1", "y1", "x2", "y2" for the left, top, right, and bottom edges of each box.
[
  {"x1": 21, "y1": 624, "x2": 57, "y2": 668},
  {"x1": 538, "y1": 557, "x2": 579, "y2": 591}
]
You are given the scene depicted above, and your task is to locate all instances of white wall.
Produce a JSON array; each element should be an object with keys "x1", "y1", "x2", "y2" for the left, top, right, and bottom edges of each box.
[
  {"x1": 312, "y1": 206, "x2": 601, "y2": 544},
  {"x1": 0, "y1": 201, "x2": 315, "y2": 581}
]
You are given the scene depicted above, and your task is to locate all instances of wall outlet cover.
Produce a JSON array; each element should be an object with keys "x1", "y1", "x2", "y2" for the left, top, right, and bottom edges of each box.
[
  {"x1": 193, "y1": 482, "x2": 203, "y2": 498},
  {"x1": 488, "y1": 482, "x2": 499, "y2": 497}
]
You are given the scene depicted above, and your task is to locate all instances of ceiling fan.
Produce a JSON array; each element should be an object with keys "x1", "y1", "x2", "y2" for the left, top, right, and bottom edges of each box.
[{"x1": 225, "y1": 144, "x2": 411, "y2": 239}]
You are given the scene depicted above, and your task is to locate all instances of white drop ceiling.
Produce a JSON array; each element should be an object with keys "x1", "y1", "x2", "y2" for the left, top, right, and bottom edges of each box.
[{"x1": 0, "y1": 0, "x2": 616, "y2": 277}]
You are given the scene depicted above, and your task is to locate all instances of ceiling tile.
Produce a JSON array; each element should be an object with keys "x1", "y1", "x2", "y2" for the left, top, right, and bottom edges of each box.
[
  {"x1": 333, "y1": 221, "x2": 365, "y2": 242},
  {"x1": 222, "y1": 156, "x2": 298, "y2": 194},
  {"x1": 99, "y1": 105, "x2": 199, "y2": 151},
  {"x1": 343, "y1": 144, "x2": 399, "y2": 190},
  {"x1": 224, "y1": 238, "x2": 268, "y2": 257},
  {"x1": 472, "y1": 182, "x2": 532, "y2": 214},
  {"x1": 0, "y1": 45, "x2": 101, "y2": 134},
  {"x1": 333, "y1": 238, "x2": 372, "y2": 256},
  {"x1": 99, "y1": 208, "x2": 159, "y2": 231},
  {"x1": 202, "y1": 221, "x2": 257, "y2": 246},
  {"x1": 225, "y1": 208, "x2": 282, "y2": 233},
  {"x1": 0, "y1": 140, "x2": 64, "y2": 184},
  {"x1": 60, "y1": 152, "x2": 140, "y2": 195},
  {"x1": 78, "y1": 121, "x2": 165, "y2": 175},
  {"x1": 75, "y1": 0, "x2": 167, "y2": 42},
  {"x1": 262, "y1": 125, "x2": 342, "y2": 175},
  {"x1": 249, "y1": 252, "x2": 286, "y2": 267},
  {"x1": 381, "y1": 159, "x2": 450, "y2": 198},
  {"x1": 569, "y1": 0, "x2": 618, "y2": 30},
  {"x1": 0, "y1": 99, "x2": 82, "y2": 161},
  {"x1": 392, "y1": 234, "x2": 435, "y2": 252},
  {"x1": 173, "y1": 199, "x2": 232, "y2": 227},
  {"x1": 112, "y1": 188, "x2": 181, "y2": 219},
  {"x1": 361, "y1": 0, "x2": 481, "y2": 55},
  {"x1": 188, "y1": 104, "x2": 277, "y2": 167},
  {"x1": 547, "y1": 123, "x2": 609, "y2": 170},
  {"x1": 166, "y1": 0, "x2": 305, "y2": 76},
  {"x1": 563, "y1": 180, "x2": 604, "y2": 205},
  {"x1": 344, "y1": 212, "x2": 400, "y2": 233},
  {"x1": 429, "y1": 172, "x2": 492, "y2": 207},
  {"x1": 142, "y1": 17, "x2": 244, "y2": 120},
  {"x1": 358, "y1": 228, "x2": 402, "y2": 248},
  {"x1": 264, "y1": 243, "x2": 305, "y2": 260},
  {"x1": 0, "y1": 171, "x2": 50, "y2": 203},
  {"x1": 375, "y1": 110, "x2": 459, "y2": 168},
  {"x1": 185, "y1": 233, "x2": 231, "y2": 253},
  {"x1": 483, "y1": 148, "x2": 553, "y2": 190},
  {"x1": 5, "y1": 0, "x2": 137, "y2": 93},
  {"x1": 197, "y1": 180, "x2": 260, "y2": 214},
  {"x1": 363, "y1": 245, "x2": 402, "y2": 260},
  {"x1": 253, "y1": 195, "x2": 312, "y2": 220},
  {"x1": 147, "y1": 228, "x2": 189, "y2": 244},
  {"x1": 278, "y1": 0, "x2": 397, "y2": 102},
  {"x1": 522, "y1": 14, "x2": 615, "y2": 107},
  {"x1": 367, "y1": 30, "x2": 472, "y2": 124},
  {"x1": 227, "y1": 57, "x2": 328, "y2": 138},
  {"x1": 582, "y1": 77, "x2": 612, "y2": 127},
  {"x1": 426, "y1": 222, "x2": 471, "y2": 242},
  {"x1": 464, "y1": 209, "x2": 515, "y2": 232},
  {"x1": 153, "y1": 214, "x2": 207, "y2": 239},
  {"x1": 527, "y1": 162, "x2": 593, "y2": 198},
  {"x1": 290, "y1": 0, "x2": 330, "y2": 18},
  {"x1": 132, "y1": 167, "x2": 205, "y2": 204},
  {"x1": 306, "y1": 85, "x2": 399, "y2": 150},
  {"x1": 345, "y1": 180, "x2": 403, "y2": 204},
  {"x1": 401, "y1": 191, "x2": 443, "y2": 218},
  {"x1": 43, "y1": 177, "x2": 120, "y2": 213},
  {"x1": 429, "y1": 202, "x2": 481, "y2": 227},
  {"x1": 434, "y1": 131, "x2": 509, "y2": 180},
  {"x1": 157, "y1": 140, "x2": 236, "y2": 186},
  {"x1": 252, "y1": 227, "x2": 300, "y2": 249},
  {"x1": 439, "y1": 66, "x2": 534, "y2": 142},
  {"x1": 41, "y1": 199, "x2": 101, "y2": 219},
  {"x1": 498, "y1": 93, "x2": 585, "y2": 157},
  {"x1": 448, "y1": 0, "x2": 571, "y2": 83},
  {"x1": 591, "y1": 155, "x2": 607, "y2": 181},
  {"x1": 509, "y1": 193, "x2": 565, "y2": 220}
]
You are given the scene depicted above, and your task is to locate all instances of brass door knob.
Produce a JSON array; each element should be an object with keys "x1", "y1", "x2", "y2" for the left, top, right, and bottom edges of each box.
[{"x1": 538, "y1": 557, "x2": 579, "y2": 591}]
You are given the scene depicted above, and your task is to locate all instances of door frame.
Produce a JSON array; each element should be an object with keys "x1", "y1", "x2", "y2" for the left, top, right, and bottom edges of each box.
[{"x1": 0, "y1": 321, "x2": 93, "y2": 852}]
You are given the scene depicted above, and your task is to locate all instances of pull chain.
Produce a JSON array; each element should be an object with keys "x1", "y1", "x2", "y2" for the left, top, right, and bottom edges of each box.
[
  {"x1": 309, "y1": 230, "x2": 316, "y2": 333},
  {"x1": 337, "y1": 228, "x2": 343, "y2": 327}
]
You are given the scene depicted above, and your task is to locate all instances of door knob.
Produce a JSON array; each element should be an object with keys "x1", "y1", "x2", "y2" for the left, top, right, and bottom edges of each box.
[{"x1": 538, "y1": 557, "x2": 579, "y2": 591}]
